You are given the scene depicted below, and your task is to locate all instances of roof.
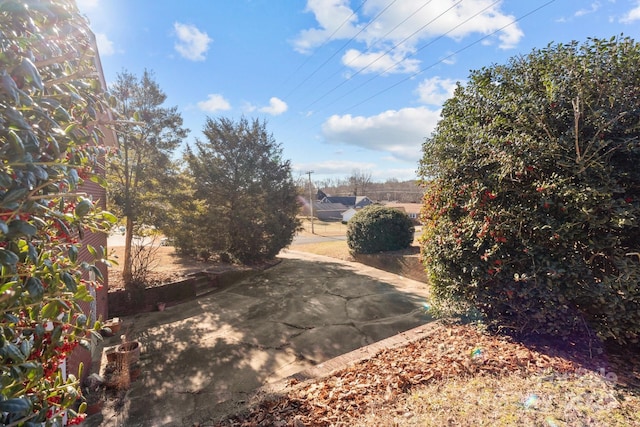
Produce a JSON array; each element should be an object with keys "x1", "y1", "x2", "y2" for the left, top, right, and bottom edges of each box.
[
  {"x1": 382, "y1": 202, "x2": 422, "y2": 214},
  {"x1": 313, "y1": 202, "x2": 348, "y2": 212},
  {"x1": 322, "y1": 196, "x2": 356, "y2": 205}
]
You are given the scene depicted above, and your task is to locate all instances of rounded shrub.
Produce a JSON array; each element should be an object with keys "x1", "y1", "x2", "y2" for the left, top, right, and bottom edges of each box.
[
  {"x1": 419, "y1": 36, "x2": 640, "y2": 343},
  {"x1": 347, "y1": 205, "x2": 415, "y2": 254}
]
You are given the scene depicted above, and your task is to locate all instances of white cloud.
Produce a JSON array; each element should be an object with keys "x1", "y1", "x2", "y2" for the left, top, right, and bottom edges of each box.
[
  {"x1": 241, "y1": 102, "x2": 257, "y2": 113},
  {"x1": 292, "y1": 0, "x2": 360, "y2": 53},
  {"x1": 173, "y1": 23, "x2": 212, "y2": 61},
  {"x1": 620, "y1": 2, "x2": 640, "y2": 23},
  {"x1": 575, "y1": 2, "x2": 601, "y2": 17},
  {"x1": 321, "y1": 107, "x2": 440, "y2": 162},
  {"x1": 294, "y1": 160, "x2": 378, "y2": 176},
  {"x1": 341, "y1": 49, "x2": 420, "y2": 74},
  {"x1": 416, "y1": 76, "x2": 459, "y2": 106},
  {"x1": 259, "y1": 97, "x2": 288, "y2": 115},
  {"x1": 95, "y1": 33, "x2": 115, "y2": 56},
  {"x1": 294, "y1": 0, "x2": 524, "y2": 72},
  {"x1": 197, "y1": 94, "x2": 231, "y2": 112},
  {"x1": 294, "y1": 160, "x2": 418, "y2": 181}
]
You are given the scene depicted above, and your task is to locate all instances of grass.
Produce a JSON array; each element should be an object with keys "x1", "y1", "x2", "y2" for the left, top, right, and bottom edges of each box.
[
  {"x1": 354, "y1": 371, "x2": 640, "y2": 426},
  {"x1": 297, "y1": 218, "x2": 348, "y2": 237},
  {"x1": 290, "y1": 219, "x2": 351, "y2": 260},
  {"x1": 290, "y1": 240, "x2": 352, "y2": 260}
]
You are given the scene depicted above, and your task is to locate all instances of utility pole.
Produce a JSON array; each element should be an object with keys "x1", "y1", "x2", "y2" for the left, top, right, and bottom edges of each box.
[{"x1": 307, "y1": 170, "x2": 315, "y2": 234}]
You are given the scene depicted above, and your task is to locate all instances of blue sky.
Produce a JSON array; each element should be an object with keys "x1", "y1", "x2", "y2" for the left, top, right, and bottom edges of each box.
[{"x1": 77, "y1": 0, "x2": 640, "y2": 183}]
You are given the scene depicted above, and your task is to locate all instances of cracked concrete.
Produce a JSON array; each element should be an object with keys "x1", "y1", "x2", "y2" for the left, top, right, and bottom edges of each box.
[{"x1": 91, "y1": 250, "x2": 432, "y2": 426}]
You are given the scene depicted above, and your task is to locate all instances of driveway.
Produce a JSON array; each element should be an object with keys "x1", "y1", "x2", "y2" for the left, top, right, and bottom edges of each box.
[{"x1": 94, "y1": 250, "x2": 432, "y2": 426}]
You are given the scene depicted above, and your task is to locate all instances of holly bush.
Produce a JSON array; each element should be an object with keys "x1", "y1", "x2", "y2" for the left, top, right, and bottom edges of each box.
[
  {"x1": 347, "y1": 205, "x2": 414, "y2": 254},
  {"x1": 1, "y1": 1, "x2": 116, "y2": 425},
  {"x1": 420, "y1": 36, "x2": 640, "y2": 343}
]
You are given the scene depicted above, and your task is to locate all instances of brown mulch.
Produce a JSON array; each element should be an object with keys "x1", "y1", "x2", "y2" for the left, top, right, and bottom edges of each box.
[
  {"x1": 214, "y1": 322, "x2": 640, "y2": 427},
  {"x1": 107, "y1": 245, "x2": 232, "y2": 290}
]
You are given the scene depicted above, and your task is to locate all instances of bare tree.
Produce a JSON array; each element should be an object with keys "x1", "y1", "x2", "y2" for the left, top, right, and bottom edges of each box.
[{"x1": 348, "y1": 169, "x2": 372, "y2": 196}]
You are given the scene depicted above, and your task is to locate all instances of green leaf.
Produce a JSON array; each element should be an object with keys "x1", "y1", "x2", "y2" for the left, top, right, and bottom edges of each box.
[
  {"x1": 26, "y1": 242, "x2": 37, "y2": 263},
  {"x1": 0, "y1": 397, "x2": 31, "y2": 416},
  {"x1": 0, "y1": 343, "x2": 26, "y2": 363},
  {"x1": 7, "y1": 130, "x2": 24, "y2": 156},
  {"x1": 0, "y1": 171, "x2": 12, "y2": 187},
  {"x1": 26, "y1": 163, "x2": 48, "y2": 181},
  {"x1": 64, "y1": 123, "x2": 77, "y2": 135},
  {"x1": 76, "y1": 313, "x2": 87, "y2": 327},
  {"x1": 19, "y1": 338, "x2": 32, "y2": 358},
  {"x1": 18, "y1": 362, "x2": 41, "y2": 380},
  {"x1": 89, "y1": 265, "x2": 104, "y2": 281},
  {"x1": 25, "y1": 277, "x2": 44, "y2": 300},
  {"x1": 99, "y1": 211, "x2": 118, "y2": 224},
  {"x1": 61, "y1": 272, "x2": 77, "y2": 292},
  {"x1": 1, "y1": 187, "x2": 29, "y2": 207},
  {"x1": 68, "y1": 168, "x2": 80, "y2": 187},
  {"x1": 0, "y1": 220, "x2": 8, "y2": 235},
  {"x1": 4, "y1": 106, "x2": 29, "y2": 130},
  {"x1": 73, "y1": 285, "x2": 92, "y2": 302},
  {"x1": 53, "y1": 217, "x2": 71, "y2": 237},
  {"x1": 0, "y1": 69, "x2": 19, "y2": 104},
  {"x1": 7, "y1": 220, "x2": 37, "y2": 237},
  {"x1": 86, "y1": 245, "x2": 97, "y2": 258},
  {"x1": 41, "y1": 301, "x2": 60, "y2": 319},
  {"x1": 0, "y1": 248, "x2": 19, "y2": 267},
  {"x1": 19, "y1": 58, "x2": 44, "y2": 90},
  {"x1": 74, "y1": 198, "x2": 93, "y2": 217},
  {"x1": 54, "y1": 105, "x2": 71, "y2": 122},
  {"x1": 68, "y1": 245, "x2": 78, "y2": 263},
  {"x1": 38, "y1": 97, "x2": 62, "y2": 109},
  {"x1": 89, "y1": 174, "x2": 109, "y2": 187}
]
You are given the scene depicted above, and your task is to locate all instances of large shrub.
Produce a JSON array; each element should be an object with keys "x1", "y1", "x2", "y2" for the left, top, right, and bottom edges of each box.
[
  {"x1": 0, "y1": 1, "x2": 115, "y2": 424},
  {"x1": 183, "y1": 117, "x2": 300, "y2": 264},
  {"x1": 420, "y1": 36, "x2": 640, "y2": 343},
  {"x1": 347, "y1": 205, "x2": 414, "y2": 254}
]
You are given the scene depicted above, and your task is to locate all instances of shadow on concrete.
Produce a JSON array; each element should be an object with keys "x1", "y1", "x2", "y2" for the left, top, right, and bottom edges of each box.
[{"x1": 96, "y1": 252, "x2": 432, "y2": 426}]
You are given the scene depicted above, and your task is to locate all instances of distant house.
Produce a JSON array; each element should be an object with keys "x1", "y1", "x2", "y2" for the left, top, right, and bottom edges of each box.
[
  {"x1": 321, "y1": 196, "x2": 374, "y2": 209},
  {"x1": 382, "y1": 202, "x2": 423, "y2": 224},
  {"x1": 313, "y1": 202, "x2": 348, "y2": 221},
  {"x1": 300, "y1": 194, "x2": 376, "y2": 221},
  {"x1": 341, "y1": 208, "x2": 358, "y2": 223},
  {"x1": 316, "y1": 189, "x2": 328, "y2": 200}
]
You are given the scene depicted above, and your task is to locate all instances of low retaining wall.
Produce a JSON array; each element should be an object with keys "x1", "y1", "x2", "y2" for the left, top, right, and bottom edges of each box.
[
  {"x1": 352, "y1": 252, "x2": 428, "y2": 283},
  {"x1": 107, "y1": 268, "x2": 258, "y2": 317}
]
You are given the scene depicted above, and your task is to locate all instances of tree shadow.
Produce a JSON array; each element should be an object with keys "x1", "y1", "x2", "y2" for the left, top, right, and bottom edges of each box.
[{"x1": 107, "y1": 255, "x2": 433, "y2": 426}]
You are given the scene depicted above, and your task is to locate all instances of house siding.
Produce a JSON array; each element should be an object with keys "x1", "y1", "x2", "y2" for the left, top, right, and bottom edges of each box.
[{"x1": 65, "y1": 28, "x2": 115, "y2": 383}]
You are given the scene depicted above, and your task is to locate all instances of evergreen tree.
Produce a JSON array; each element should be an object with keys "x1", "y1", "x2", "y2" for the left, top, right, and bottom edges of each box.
[
  {"x1": 182, "y1": 117, "x2": 300, "y2": 263},
  {"x1": 108, "y1": 70, "x2": 188, "y2": 285}
]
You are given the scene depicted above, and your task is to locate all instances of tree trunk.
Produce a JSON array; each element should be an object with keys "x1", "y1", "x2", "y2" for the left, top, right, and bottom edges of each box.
[{"x1": 122, "y1": 218, "x2": 134, "y2": 285}]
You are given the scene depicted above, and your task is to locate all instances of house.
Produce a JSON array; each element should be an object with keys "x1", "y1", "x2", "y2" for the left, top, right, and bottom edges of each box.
[
  {"x1": 65, "y1": 26, "x2": 116, "y2": 384},
  {"x1": 312, "y1": 202, "x2": 349, "y2": 221},
  {"x1": 301, "y1": 192, "x2": 376, "y2": 221},
  {"x1": 315, "y1": 195, "x2": 374, "y2": 221},
  {"x1": 382, "y1": 202, "x2": 423, "y2": 224},
  {"x1": 321, "y1": 196, "x2": 374, "y2": 209},
  {"x1": 341, "y1": 208, "x2": 358, "y2": 223}
]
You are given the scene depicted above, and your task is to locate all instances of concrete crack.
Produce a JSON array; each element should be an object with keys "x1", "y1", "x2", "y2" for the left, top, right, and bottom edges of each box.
[{"x1": 281, "y1": 322, "x2": 314, "y2": 330}]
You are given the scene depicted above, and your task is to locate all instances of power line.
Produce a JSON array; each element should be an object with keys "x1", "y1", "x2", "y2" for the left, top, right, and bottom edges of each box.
[
  {"x1": 300, "y1": 0, "x2": 466, "y2": 113},
  {"x1": 339, "y1": 0, "x2": 557, "y2": 114},
  {"x1": 283, "y1": 0, "x2": 398, "y2": 102},
  {"x1": 309, "y1": 0, "x2": 437, "y2": 95},
  {"x1": 282, "y1": 0, "x2": 369, "y2": 98}
]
